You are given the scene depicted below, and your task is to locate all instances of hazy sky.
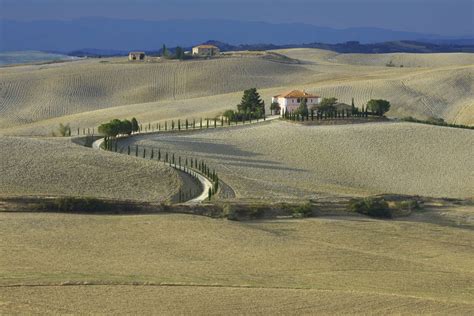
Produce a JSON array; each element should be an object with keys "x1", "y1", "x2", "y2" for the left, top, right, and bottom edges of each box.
[{"x1": 1, "y1": 0, "x2": 473, "y2": 36}]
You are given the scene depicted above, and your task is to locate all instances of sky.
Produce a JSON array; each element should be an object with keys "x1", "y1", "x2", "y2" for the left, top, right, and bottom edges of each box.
[{"x1": 1, "y1": 0, "x2": 473, "y2": 37}]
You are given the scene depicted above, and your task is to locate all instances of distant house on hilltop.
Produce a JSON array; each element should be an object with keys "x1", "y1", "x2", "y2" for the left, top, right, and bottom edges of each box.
[
  {"x1": 192, "y1": 45, "x2": 220, "y2": 57},
  {"x1": 128, "y1": 51, "x2": 145, "y2": 61},
  {"x1": 272, "y1": 90, "x2": 321, "y2": 116}
]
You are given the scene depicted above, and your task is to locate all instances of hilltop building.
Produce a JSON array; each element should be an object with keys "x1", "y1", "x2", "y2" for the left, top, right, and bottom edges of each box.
[
  {"x1": 128, "y1": 52, "x2": 145, "y2": 61},
  {"x1": 272, "y1": 90, "x2": 321, "y2": 115},
  {"x1": 192, "y1": 45, "x2": 220, "y2": 57}
]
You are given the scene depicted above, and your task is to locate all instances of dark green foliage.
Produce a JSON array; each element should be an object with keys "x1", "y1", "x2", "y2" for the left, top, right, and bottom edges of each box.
[
  {"x1": 270, "y1": 101, "x2": 280, "y2": 115},
  {"x1": 349, "y1": 197, "x2": 392, "y2": 218},
  {"x1": 318, "y1": 97, "x2": 337, "y2": 112},
  {"x1": 401, "y1": 116, "x2": 474, "y2": 130},
  {"x1": 229, "y1": 88, "x2": 265, "y2": 120},
  {"x1": 291, "y1": 202, "x2": 313, "y2": 218},
  {"x1": 135, "y1": 145, "x2": 138, "y2": 157},
  {"x1": 98, "y1": 119, "x2": 133, "y2": 137},
  {"x1": 150, "y1": 149, "x2": 154, "y2": 159},
  {"x1": 297, "y1": 97, "x2": 309, "y2": 117},
  {"x1": 367, "y1": 99, "x2": 391, "y2": 116},
  {"x1": 175, "y1": 46, "x2": 185, "y2": 60},
  {"x1": 38, "y1": 197, "x2": 116, "y2": 213}
]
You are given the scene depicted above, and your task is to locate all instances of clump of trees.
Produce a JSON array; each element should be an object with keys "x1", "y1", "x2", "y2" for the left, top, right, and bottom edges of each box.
[
  {"x1": 367, "y1": 99, "x2": 391, "y2": 116},
  {"x1": 348, "y1": 197, "x2": 392, "y2": 218},
  {"x1": 223, "y1": 88, "x2": 265, "y2": 121},
  {"x1": 98, "y1": 118, "x2": 139, "y2": 137},
  {"x1": 318, "y1": 97, "x2": 338, "y2": 112}
]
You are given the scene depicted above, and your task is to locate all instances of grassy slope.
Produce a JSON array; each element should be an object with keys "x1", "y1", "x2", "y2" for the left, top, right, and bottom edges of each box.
[
  {"x1": 119, "y1": 121, "x2": 474, "y2": 200},
  {"x1": 0, "y1": 213, "x2": 472, "y2": 314},
  {"x1": 0, "y1": 136, "x2": 186, "y2": 201}
]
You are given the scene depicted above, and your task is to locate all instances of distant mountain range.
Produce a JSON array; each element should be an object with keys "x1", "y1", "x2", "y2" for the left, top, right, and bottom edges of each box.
[{"x1": 1, "y1": 17, "x2": 472, "y2": 52}]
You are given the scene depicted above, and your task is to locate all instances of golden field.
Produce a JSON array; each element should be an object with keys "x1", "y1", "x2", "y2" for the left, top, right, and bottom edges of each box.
[
  {"x1": 1, "y1": 49, "x2": 473, "y2": 314},
  {"x1": 0, "y1": 136, "x2": 188, "y2": 201},
  {"x1": 0, "y1": 212, "x2": 473, "y2": 314},
  {"x1": 0, "y1": 49, "x2": 472, "y2": 136},
  {"x1": 120, "y1": 120, "x2": 474, "y2": 201}
]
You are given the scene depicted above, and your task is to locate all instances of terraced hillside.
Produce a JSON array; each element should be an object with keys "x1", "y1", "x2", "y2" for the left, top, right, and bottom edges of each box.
[
  {"x1": 120, "y1": 121, "x2": 474, "y2": 201},
  {"x1": 0, "y1": 136, "x2": 185, "y2": 201}
]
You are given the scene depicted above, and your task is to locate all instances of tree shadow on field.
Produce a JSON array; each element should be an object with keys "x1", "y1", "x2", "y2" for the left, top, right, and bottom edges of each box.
[
  {"x1": 224, "y1": 160, "x2": 306, "y2": 173},
  {"x1": 157, "y1": 138, "x2": 259, "y2": 158}
]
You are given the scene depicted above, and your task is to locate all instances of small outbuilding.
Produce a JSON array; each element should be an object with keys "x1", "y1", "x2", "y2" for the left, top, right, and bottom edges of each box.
[
  {"x1": 192, "y1": 45, "x2": 220, "y2": 57},
  {"x1": 128, "y1": 52, "x2": 146, "y2": 61}
]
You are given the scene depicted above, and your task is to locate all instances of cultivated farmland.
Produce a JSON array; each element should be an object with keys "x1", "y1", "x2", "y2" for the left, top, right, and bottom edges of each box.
[
  {"x1": 120, "y1": 121, "x2": 474, "y2": 201},
  {"x1": 0, "y1": 213, "x2": 472, "y2": 314},
  {"x1": 1, "y1": 49, "x2": 473, "y2": 136},
  {"x1": 0, "y1": 136, "x2": 187, "y2": 201}
]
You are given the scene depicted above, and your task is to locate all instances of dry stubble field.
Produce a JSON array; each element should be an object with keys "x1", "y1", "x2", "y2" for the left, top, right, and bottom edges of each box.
[
  {"x1": 0, "y1": 49, "x2": 472, "y2": 136},
  {"x1": 0, "y1": 136, "x2": 188, "y2": 201},
  {"x1": 0, "y1": 213, "x2": 473, "y2": 314},
  {"x1": 1, "y1": 49, "x2": 473, "y2": 314},
  {"x1": 120, "y1": 120, "x2": 474, "y2": 201}
]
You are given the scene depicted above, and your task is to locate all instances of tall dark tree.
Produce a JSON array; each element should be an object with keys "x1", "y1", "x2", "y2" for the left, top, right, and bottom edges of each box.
[
  {"x1": 297, "y1": 97, "x2": 309, "y2": 117},
  {"x1": 131, "y1": 117, "x2": 139, "y2": 133},
  {"x1": 161, "y1": 44, "x2": 168, "y2": 57},
  {"x1": 237, "y1": 88, "x2": 265, "y2": 118}
]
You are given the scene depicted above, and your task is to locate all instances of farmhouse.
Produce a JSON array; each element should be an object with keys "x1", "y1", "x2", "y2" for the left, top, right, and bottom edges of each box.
[
  {"x1": 128, "y1": 52, "x2": 145, "y2": 61},
  {"x1": 272, "y1": 90, "x2": 321, "y2": 115},
  {"x1": 192, "y1": 45, "x2": 220, "y2": 57}
]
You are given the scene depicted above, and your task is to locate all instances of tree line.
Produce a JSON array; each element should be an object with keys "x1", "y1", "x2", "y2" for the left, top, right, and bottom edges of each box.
[{"x1": 104, "y1": 139, "x2": 220, "y2": 203}]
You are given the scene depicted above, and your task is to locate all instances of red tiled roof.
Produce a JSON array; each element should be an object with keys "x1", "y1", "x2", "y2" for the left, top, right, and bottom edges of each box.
[
  {"x1": 194, "y1": 45, "x2": 219, "y2": 49},
  {"x1": 273, "y1": 90, "x2": 320, "y2": 98}
]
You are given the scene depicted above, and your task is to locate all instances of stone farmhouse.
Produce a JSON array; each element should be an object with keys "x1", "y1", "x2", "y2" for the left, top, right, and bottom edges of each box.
[
  {"x1": 272, "y1": 90, "x2": 321, "y2": 115},
  {"x1": 192, "y1": 45, "x2": 220, "y2": 57},
  {"x1": 128, "y1": 52, "x2": 145, "y2": 61}
]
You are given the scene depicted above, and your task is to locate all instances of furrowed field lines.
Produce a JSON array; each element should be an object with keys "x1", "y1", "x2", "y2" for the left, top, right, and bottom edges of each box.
[
  {"x1": 124, "y1": 121, "x2": 474, "y2": 201},
  {"x1": 0, "y1": 136, "x2": 188, "y2": 201},
  {"x1": 0, "y1": 56, "x2": 309, "y2": 129}
]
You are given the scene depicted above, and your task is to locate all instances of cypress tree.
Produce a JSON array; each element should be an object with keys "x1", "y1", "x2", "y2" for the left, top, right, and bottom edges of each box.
[
  {"x1": 158, "y1": 149, "x2": 161, "y2": 161},
  {"x1": 351, "y1": 97, "x2": 356, "y2": 114},
  {"x1": 191, "y1": 158, "x2": 193, "y2": 168},
  {"x1": 172, "y1": 120, "x2": 175, "y2": 130},
  {"x1": 186, "y1": 119, "x2": 188, "y2": 130},
  {"x1": 214, "y1": 119, "x2": 217, "y2": 128},
  {"x1": 178, "y1": 119, "x2": 181, "y2": 131},
  {"x1": 165, "y1": 152, "x2": 168, "y2": 163},
  {"x1": 206, "y1": 119, "x2": 209, "y2": 129},
  {"x1": 185, "y1": 157, "x2": 188, "y2": 166},
  {"x1": 159, "y1": 123, "x2": 161, "y2": 131},
  {"x1": 151, "y1": 149, "x2": 154, "y2": 159},
  {"x1": 178, "y1": 156, "x2": 181, "y2": 167},
  {"x1": 172, "y1": 154, "x2": 175, "y2": 165},
  {"x1": 135, "y1": 145, "x2": 138, "y2": 157},
  {"x1": 127, "y1": 145, "x2": 130, "y2": 155},
  {"x1": 143, "y1": 148, "x2": 146, "y2": 158},
  {"x1": 165, "y1": 121, "x2": 167, "y2": 131},
  {"x1": 208, "y1": 188, "x2": 212, "y2": 201},
  {"x1": 200, "y1": 118, "x2": 203, "y2": 129},
  {"x1": 221, "y1": 117, "x2": 224, "y2": 126}
]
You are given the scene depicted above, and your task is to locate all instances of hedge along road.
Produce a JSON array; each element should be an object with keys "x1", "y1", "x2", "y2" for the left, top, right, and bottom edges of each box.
[{"x1": 90, "y1": 115, "x2": 280, "y2": 203}]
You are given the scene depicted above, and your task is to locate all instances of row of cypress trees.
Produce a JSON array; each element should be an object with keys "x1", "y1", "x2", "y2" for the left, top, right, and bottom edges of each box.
[
  {"x1": 283, "y1": 107, "x2": 369, "y2": 122},
  {"x1": 106, "y1": 142, "x2": 220, "y2": 203}
]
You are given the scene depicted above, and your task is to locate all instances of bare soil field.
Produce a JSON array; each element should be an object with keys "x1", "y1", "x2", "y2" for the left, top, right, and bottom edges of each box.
[
  {"x1": 0, "y1": 136, "x2": 188, "y2": 202},
  {"x1": 0, "y1": 212, "x2": 472, "y2": 314},
  {"x1": 1, "y1": 49, "x2": 472, "y2": 136},
  {"x1": 119, "y1": 121, "x2": 474, "y2": 201}
]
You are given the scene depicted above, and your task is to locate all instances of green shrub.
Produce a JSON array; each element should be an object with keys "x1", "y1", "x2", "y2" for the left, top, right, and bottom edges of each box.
[
  {"x1": 397, "y1": 199, "x2": 422, "y2": 211},
  {"x1": 291, "y1": 203, "x2": 313, "y2": 218},
  {"x1": 349, "y1": 197, "x2": 392, "y2": 218}
]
